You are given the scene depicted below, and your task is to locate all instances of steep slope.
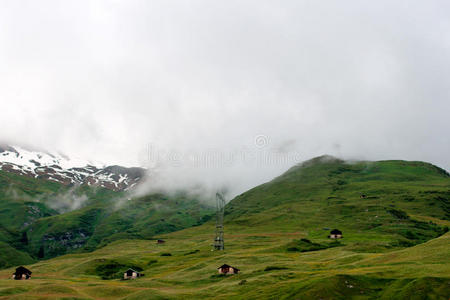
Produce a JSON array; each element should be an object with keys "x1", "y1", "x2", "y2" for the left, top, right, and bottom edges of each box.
[
  {"x1": 225, "y1": 156, "x2": 449, "y2": 249},
  {"x1": 0, "y1": 241, "x2": 34, "y2": 269},
  {"x1": 0, "y1": 156, "x2": 448, "y2": 299},
  {"x1": 0, "y1": 168, "x2": 214, "y2": 262},
  {"x1": 0, "y1": 145, "x2": 145, "y2": 191},
  {"x1": 26, "y1": 191, "x2": 213, "y2": 259},
  {"x1": 0, "y1": 169, "x2": 62, "y2": 262}
]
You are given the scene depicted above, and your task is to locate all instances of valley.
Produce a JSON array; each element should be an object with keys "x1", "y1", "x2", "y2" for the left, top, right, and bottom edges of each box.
[{"x1": 0, "y1": 155, "x2": 449, "y2": 299}]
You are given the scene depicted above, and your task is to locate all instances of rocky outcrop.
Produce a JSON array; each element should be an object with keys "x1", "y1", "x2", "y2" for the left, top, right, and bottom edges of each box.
[{"x1": 0, "y1": 145, "x2": 145, "y2": 191}]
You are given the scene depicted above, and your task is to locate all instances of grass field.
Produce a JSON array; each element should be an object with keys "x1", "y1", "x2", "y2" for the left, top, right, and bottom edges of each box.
[
  {"x1": 0, "y1": 223, "x2": 448, "y2": 299},
  {"x1": 0, "y1": 156, "x2": 449, "y2": 299}
]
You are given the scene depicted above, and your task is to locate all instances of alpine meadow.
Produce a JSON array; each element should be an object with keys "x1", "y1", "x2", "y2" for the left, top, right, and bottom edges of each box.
[{"x1": 0, "y1": 1, "x2": 449, "y2": 299}]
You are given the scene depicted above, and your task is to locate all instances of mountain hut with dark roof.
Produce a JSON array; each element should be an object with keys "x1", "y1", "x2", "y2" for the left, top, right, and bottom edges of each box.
[
  {"x1": 217, "y1": 264, "x2": 239, "y2": 275},
  {"x1": 328, "y1": 229, "x2": 343, "y2": 239},
  {"x1": 12, "y1": 266, "x2": 32, "y2": 280}
]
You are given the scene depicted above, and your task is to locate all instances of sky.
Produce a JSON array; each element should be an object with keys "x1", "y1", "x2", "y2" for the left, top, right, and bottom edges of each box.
[{"x1": 0, "y1": 0, "x2": 449, "y2": 196}]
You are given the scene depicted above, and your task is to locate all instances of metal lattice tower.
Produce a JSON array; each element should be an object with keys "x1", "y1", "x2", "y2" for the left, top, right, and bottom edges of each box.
[{"x1": 213, "y1": 192, "x2": 225, "y2": 250}]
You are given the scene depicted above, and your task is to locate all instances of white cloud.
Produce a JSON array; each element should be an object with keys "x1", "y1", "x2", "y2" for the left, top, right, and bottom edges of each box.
[{"x1": 0, "y1": 0, "x2": 449, "y2": 197}]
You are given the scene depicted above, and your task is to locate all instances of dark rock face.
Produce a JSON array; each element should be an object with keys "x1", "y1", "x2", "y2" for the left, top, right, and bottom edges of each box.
[{"x1": 40, "y1": 230, "x2": 91, "y2": 258}]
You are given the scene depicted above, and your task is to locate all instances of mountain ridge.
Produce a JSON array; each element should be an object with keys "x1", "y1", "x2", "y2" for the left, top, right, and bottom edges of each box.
[
  {"x1": 0, "y1": 155, "x2": 446, "y2": 298},
  {"x1": 0, "y1": 145, "x2": 146, "y2": 191}
]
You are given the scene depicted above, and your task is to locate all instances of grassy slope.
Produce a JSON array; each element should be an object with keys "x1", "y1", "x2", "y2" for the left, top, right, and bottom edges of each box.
[
  {"x1": 0, "y1": 170, "x2": 214, "y2": 261},
  {"x1": 0, "y1": 242, "x2": 34, "y2": 269},
  {"x1": 0, "y1": 170, "x2": 62, "y2": 232},
  {"x1": 0, "y1": 171, "x2": 63, "y2": 265},
  {"x1": 26, "y1": 192, "x2": 213, "y2": 259},
  {"x1": 0, "y1": 157, "x2": 448, "y2": 299},
  {"x1": 226, "y1": 157, "x2": 449, "y2": 249},
  {"x1": 0, "y1": 170, "x2": 122, "y2": 260},
  {"x1": 0, "y1": 228, "x2": 448, "y2": 299}
]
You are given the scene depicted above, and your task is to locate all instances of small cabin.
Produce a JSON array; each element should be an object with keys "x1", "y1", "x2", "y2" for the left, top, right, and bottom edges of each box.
[
  {"x1": 328, "y1": 229, "x2": 343, "y2": 239},
  {"x1": 12, "y1": 266, "x2": 32, "y2": 280},
  {"x1": 218, "y1": 264, "x2": 239, "y2": 275},
  {"x1": 360, "y1": 194, "x2": 367, "y2": 199},
  {"x1": 123, "y1": 268, "x2": 141, "y2": 280},
  {"x1": 156, "y1": 239, "x2": 165, "y2": 244}
]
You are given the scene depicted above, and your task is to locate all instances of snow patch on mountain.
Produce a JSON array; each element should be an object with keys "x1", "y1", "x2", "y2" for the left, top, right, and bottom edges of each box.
[{"x1": 0, "y1": 145, "x2": 145, "y2": 191}]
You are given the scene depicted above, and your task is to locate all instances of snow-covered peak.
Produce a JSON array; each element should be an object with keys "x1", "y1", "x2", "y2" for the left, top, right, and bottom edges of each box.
[
  {"x1": 0, "y1": 145, "x2": 145, "y2": 191},
  {"x1": 1, "y1": 145, "x2": 105, "y2": 170}
]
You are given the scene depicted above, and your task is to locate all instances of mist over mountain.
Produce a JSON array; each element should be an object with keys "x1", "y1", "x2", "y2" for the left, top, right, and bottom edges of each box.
[
  {"x1": 1, "y1": 1, "x2": 449, "y2": 198},
  {"x1": 0, "y1": 2, "x2": 449, "y2": 298}
]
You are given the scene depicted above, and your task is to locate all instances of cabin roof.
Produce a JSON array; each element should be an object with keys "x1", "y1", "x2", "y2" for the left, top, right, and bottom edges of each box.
[
  {"x1": 125, "y1": 268, "x2": 140, "y2": 273},
  {"x1": 14, "y1": 266, "x2": 32, "y2": 275},
  {"x1": 218, "y1": 264, "x2": 239, "y2": 271},
  {"x1": 218, "y1": 264, "x2": 231, "y2": 269},
  {"x1": 330, "y1": 229, "x2": 342, "y2": 234}
]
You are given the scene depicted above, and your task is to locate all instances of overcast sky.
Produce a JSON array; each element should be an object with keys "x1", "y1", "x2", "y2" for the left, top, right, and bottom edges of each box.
[{"x1": 1, "y1": 1, "x2": 449, "y2": 196}]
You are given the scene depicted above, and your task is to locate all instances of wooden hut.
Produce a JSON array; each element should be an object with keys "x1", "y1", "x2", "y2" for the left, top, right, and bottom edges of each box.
[
  {"x1": 156, "y1": 239, "x2": 165, "y2": 244},
  {"x1": 123, "y1": 268, "x2": 141, "y2": 280},
  {"x1": 12, "y1": 266, "x2": 32, "y2": 280},
  {"x1": 217, "y1": 264, "x2": 239, "y2": 275},
  {"x1": 328, "y1": 229, "x2": 343, "y2": 239}
]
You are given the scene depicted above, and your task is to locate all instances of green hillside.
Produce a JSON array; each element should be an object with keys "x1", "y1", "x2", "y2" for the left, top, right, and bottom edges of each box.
[
  {"x1": 226, "y1": 156, "x2": 449, "y2": 250},
  {"x1": 0, "y1": 242, "x2": 34, "y2": 269},
  {"x1": 26, "y1": 192, "x2": 213, "y2": 259},
  {"x1": 0, "y1": 171, "x2": 64, "y2": 264},
  {"x1": 0, "y1": 156, "x2": 448, "y2": 299},
  {"x1": 0, "y1": 170, "x2": 214, "y2": 261}
]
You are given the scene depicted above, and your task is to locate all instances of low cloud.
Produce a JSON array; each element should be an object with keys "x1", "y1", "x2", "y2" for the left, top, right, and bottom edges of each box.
[
  {"x1": 0, "y1": 1, "x2": 449, "y2": 198},
  {"x1": 44, "y1": 187, "x2": 89, "y2": 213}
]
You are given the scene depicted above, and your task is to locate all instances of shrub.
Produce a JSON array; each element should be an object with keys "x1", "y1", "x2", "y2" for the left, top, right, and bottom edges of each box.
[
  {"x1": 387, "y1": 209, "x2": 409, "y2": 219},
  {"x1": 95, "y1": 261, "x2": 127, "y2": 279},
  {"x1": 148, "y1": 259, "x2": 158, "y2": 265},
  {"x1": 286, "y1": 239, "x2": 343, "y2": 253},
  {"x1": 287, "y1": 247, "x2": 300, "y2": 252},
  {"x1": 264, "y1": 266, "x2": 288, "y2": 271},
  {"x1": 392, "y1": 240, "x2": 415, "y2": 247},
  {"x1": 210, "y1": 273, "x2": 226, "y2": 278},
  {"x1": 87, "y1": 259, "x2": 143, "y2": 280}
]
